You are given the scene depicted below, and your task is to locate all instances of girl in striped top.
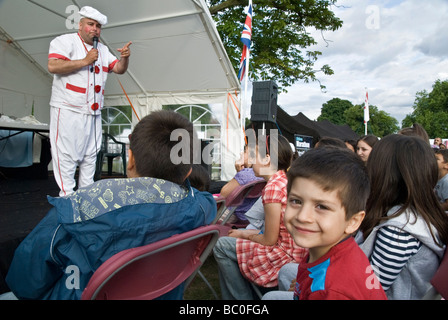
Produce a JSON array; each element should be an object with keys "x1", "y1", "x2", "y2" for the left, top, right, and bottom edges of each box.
[{"x1": 357, "y1": 134, "x2": 448, "y2": 299}]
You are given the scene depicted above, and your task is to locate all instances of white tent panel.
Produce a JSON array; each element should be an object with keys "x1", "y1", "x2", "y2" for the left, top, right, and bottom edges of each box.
[{"x1": 0, "y1": 0, "x2": 243, "y2": 180}]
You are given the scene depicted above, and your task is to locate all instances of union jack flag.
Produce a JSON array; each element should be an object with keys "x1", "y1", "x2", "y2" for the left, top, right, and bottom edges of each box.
[{"x1": 238, "y1": 0, "x2": 252, "y2": 82}]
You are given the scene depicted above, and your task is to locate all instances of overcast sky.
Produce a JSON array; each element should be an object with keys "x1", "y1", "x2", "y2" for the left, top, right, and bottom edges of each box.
[{"x1": 242, "y1": 0, "x2": 448, "y2": 127}]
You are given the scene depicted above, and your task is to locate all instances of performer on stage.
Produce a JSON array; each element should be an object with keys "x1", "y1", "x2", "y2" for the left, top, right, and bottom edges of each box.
[{"x1": 47, "y1": 6, "x2": 132, "y2": 197}]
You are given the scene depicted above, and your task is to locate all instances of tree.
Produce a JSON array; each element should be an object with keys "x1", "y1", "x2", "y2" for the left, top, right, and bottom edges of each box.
[
  {"x1": 402, "y1": 79, "x2": 448, "y2": 138},
  {"x1": 345, "y1": 104, "x2": 399, "y2": 137},
  {"x1": 207, "y1": 0, "x2": 343, "y2": 90},
  {"x1": 317, "y1": 98, "x2": 353, "y2": 125}
]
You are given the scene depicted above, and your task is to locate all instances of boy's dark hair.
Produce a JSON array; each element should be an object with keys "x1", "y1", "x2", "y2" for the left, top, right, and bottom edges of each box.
[
  {"x1": 129, "y1": 110, "x2": 196, "y2": 185},
  {"x1": 287, "y1": 147, "x2": 370, "y2": 218},
  {"x1": 316, "y1": 136, "x2": 347, "y2": 149},
  {"x1": 435, "y1": 148, "x2": 448, "y2": 163},
  {"x1": 398, "y1": 123, "x2": 429, "y2": 143}
]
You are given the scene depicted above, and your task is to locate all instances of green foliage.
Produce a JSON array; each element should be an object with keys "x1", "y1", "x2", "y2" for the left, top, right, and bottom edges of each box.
[
  {"x1": 318, "y1": 97, "x2": 399, "y2": 137},
  {"x1": 318, "y1": 97, "x2": 353, "y2": 125},
  {"x1": 402, "y1": 79, "x2": 448, "y2": 138},
  {"x1": 207, "y1": 0, "x2": 343, "y2": 91},
  {"x1": 344, "y1": 104, "x2": 399, "y2": 137}
]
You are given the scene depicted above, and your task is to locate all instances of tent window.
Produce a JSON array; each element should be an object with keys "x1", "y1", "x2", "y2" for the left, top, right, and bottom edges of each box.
[
  {"x1": 101, "y1": 106, "x2": 132, "y2": 174},
  {"x1": 164, "y1": 104, "x2": 221, "y2": 181}
]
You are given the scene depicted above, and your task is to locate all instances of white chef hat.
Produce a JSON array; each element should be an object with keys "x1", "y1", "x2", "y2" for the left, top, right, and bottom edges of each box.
[{"x1": 79, "y1": 6, "x2": 107, "y2": 26}]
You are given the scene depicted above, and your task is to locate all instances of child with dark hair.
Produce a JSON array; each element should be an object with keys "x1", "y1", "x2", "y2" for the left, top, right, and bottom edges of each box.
[
  {"x1": 189, "y1": 164, "x2": 211, "y2": 192},
  {"x1": 5, "y1": 110, "x2": 216, "y2": 300},
  {"x1": 359, "y1": 134, "x2": 448, "y2": 299},
  {"x1": 219, "y1": 145, "x2": 263, "y2": 225},
  {"x1": 357, "y1": 134, "x2": 378, "y2": 163},
  {"x1": 398, "y1": 122, "x2": 430, "y2": 143},
  {"x1": 213, "y1": 132, "x2": 308, "y2": 300},
  {"x1": 315, "y1": 136, "x2": 347, "y2": 149},
  {"x1": 264, "y1": 147, "x2": 386, "y2": 300},
  {"x1": 434, "y1": 148, "x2": 448, "y2": 210}
]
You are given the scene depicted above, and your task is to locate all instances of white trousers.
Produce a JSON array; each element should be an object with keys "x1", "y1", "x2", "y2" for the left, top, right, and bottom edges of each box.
[{"x1": 50, "y1": 107, "x2": 102, "y2": 197}]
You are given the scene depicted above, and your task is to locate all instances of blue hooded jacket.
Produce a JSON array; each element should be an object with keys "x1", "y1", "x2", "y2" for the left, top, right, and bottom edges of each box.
[{"x1": 6, "y1": 177, "x2": 216, "y2": 300}]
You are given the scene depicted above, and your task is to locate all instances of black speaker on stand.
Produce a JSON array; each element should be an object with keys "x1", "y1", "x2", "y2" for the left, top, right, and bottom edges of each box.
[{"x1": 250, "y1": 80, "x2": 278, "y2": 123}]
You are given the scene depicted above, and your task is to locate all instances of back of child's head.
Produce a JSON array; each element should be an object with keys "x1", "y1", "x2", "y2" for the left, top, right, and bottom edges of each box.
[
  {"x1": 362, "y1": 134, "x2": 448, "y2": 245},
  {"x1": 257, "y1": 133, "x2": 293, "y2": 171},
  {"x1": 189, "y1": 164, "x2": 211, "y2": 191},
  {"x1": 398, "y1": 123, "x2": 430, "y2": 143},
  {"x1": 435, "y1": 148, "x2": 448, "y2": 163},
  {"x1": 287, "y1": 147, "x2": 370, "y2": 219},
  {"x1": 315, "y1": 136, "x2": 347, "y2": 149},
  {"x1": 129, "y1": 110, "x2": 196, "y2": 185}
]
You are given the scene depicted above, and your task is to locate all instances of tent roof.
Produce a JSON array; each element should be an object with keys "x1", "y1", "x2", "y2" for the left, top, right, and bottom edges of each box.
[
  {"x1": 0, "y1": 0, "x2": 242, "y2": 181},
  {"x1": 0, "y1": 0, "x2": 239, "y2": 111},
  {"x1": 293, "y1": 112, "x2": 359, "y2": 141},
  {"x1": 249, "y1": 108, "x2": 358, "y2": 147}
]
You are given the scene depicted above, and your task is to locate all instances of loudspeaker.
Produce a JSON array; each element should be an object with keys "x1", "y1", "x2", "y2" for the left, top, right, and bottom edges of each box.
[{"x1": 250, "y1": 80, "x2": 278, "y2": 123}]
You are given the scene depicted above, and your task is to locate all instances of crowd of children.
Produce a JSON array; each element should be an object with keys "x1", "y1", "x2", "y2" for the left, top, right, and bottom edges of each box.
[
  {"x1": 215, "y1": 125, "x2": 448, "y2": 301},
  {"x1": 2, "y1": 114, "x2": 447, "y2": 300}
]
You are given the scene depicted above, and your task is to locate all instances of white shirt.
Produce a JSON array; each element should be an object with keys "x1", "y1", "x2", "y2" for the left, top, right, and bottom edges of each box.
[{"x1": 48, "y1": 33, "x2": 118, "y2": 114}]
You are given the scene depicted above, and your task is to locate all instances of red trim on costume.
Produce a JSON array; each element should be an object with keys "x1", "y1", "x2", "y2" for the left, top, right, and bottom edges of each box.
[
  {"x1": 55, "y1": 108, "x2": 66, "y2": 196},
  {"x1": 66, "y1": 83, "x2": 86, "y2": 94},
  {"x1": 48, "y1": 53, "x2": 70, "y2": 61},
  {"x1": 108, "y1": 59, "x2": 119, "y2": 73},
  {"x1": 102, "y1": 66, "x2": 109, "y2": 73}
]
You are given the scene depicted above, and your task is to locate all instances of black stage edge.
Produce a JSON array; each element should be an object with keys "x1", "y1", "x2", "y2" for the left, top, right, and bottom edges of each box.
[{"x1": 0, "y1": 173, "x2": 59, "y2": 294}]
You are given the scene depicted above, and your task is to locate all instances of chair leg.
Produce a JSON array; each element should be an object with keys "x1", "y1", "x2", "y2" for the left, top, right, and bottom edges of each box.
[
  {"x1": 122, "y1": 154, "x2": 126, "y2": 177},
  {"x1": 197, "y1": 270, "x2": 220, "y2": 300},
  {"x1": 95, "y1": 154, "x2": 104, "y2": 181},
  {"x1": 107, "y1": 157, "x2": 114, "y2": 176}
]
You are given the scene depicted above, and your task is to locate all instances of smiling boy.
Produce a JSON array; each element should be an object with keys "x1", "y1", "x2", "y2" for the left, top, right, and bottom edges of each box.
[{"x1": 284, "y1": 147, "x2": 387, "y2": 300}]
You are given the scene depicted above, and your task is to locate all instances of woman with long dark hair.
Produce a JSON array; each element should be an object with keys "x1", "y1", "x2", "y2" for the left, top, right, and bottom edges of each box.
[{"x1": 358, "y1": 134, "x2": 448, "y2": 299}]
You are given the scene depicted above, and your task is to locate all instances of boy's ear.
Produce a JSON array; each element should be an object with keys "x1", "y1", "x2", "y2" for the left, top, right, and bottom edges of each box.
[
  {"x1": 262, "y1": 154, "x2": 271, "y2": 166},
  {"x1": 345, "y1": 211, "x2": 365, "y2": 235},
  {"x1": 126, "y1": 149, "x2": 137, "y2": 177},
  {"x1": 183, "y1": 167, "x2": 193, "y2": 182}
]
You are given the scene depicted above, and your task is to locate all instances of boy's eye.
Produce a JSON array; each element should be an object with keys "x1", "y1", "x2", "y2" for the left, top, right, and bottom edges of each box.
[
  {"x1": 289, "y1": 198, "x2": 302, "y2": 205},
  {"x1": 316, "y1": 204, "x2": 330, "y2": 211}
]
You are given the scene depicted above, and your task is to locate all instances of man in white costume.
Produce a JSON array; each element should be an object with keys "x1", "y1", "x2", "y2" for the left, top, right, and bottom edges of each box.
[{"x1": 48, "y1": 6, "x2": 132, "y2": 196}]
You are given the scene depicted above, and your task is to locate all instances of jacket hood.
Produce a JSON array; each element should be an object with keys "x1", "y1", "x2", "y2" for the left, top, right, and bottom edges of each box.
[
  {"x1": 364, "y1": 205, "x2": 446, "y2": 259},
  {"x1": 47, "y1": 177, "x2": 190, "y2": 224}
]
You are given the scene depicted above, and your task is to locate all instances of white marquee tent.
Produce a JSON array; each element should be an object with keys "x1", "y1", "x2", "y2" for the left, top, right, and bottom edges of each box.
[{"x1": 0, "y1": 0, "x2": 243, "y2": 180}]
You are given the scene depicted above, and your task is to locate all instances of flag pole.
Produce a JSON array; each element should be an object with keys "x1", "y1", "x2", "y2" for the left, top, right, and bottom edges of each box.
[
  {"x1": 364, "y1": 88, "x2": 369, "y2": 135},
  {"x1": 242, "y1": 46, "x2": 250, "y2": 149},
  {"x1": 239, "y1": 0, "x2": 253, "y2": 151}
]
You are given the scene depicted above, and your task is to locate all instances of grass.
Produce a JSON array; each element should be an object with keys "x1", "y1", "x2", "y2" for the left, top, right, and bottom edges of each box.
[{"x1": 184, "y1": 255, "x2": 222, "y2": 300}]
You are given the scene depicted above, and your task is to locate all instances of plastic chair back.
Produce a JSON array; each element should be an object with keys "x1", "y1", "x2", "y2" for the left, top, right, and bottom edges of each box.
[
  {"x1": 95, "y1": 133, "x2": 127, "y2": 179},
  {"x1": 430, "y1": 249, "x2": 448, "y2": 299},
  {"x1": 81, "y1": 224, "x2": 221, "y2": 300},
  {"x1": 213, "y1": 179, "x2": 266, "y2": 225}
]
